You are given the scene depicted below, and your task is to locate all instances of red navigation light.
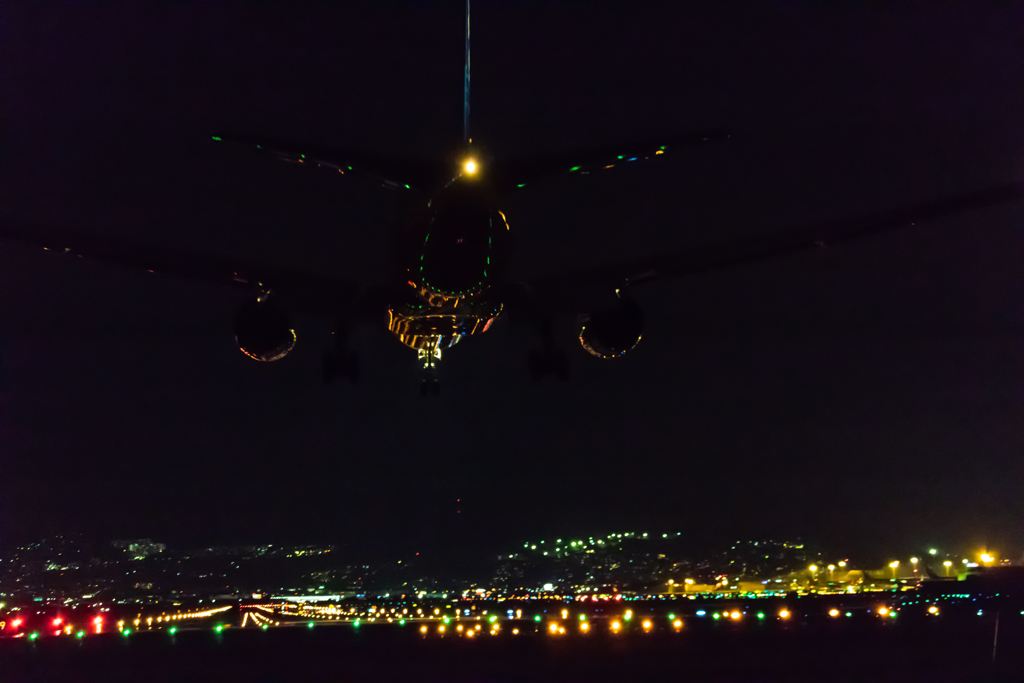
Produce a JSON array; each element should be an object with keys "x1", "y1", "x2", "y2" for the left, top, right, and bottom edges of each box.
[{"x1": 11, "y1": 618, "x2": 23, "y2": 628}]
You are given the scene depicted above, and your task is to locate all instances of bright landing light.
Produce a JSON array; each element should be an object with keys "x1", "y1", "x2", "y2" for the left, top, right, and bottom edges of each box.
[{"x1": 464, "y1": 160, "x2": 478, "y2": 174}]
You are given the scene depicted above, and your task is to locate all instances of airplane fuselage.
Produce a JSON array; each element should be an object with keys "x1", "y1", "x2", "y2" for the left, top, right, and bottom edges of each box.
[{"x1": 386, "y1": 170, "x2": 511, "y2": 364}]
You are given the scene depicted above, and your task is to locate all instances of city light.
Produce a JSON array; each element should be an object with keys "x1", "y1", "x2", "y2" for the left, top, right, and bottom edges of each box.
[
  {"x1": 980, "y1": 553, "x2": 994, "y2": 564},
  {"x1": 464, "y1": 160, "x2": 477, "y2": 174},
  {"x1": 808, "y1": 565, "x2": 818, "y2": 573},
  {"x1": 928, "y1": 549, "x2": 938, "y2": 555}
]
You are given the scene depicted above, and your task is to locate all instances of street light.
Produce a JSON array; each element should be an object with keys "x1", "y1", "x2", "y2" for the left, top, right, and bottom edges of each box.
[
  {"x1": 910, "y1": 558, "x2": 918, "y2": 574},
  {"x1": 943, "y1": 560, "x2": 953, "y2": 577},
  {"x1": 827, "y1": 564, "x2": 836, "y2": 580},
  {"x1": 889, "y1": 561, "x2": 899, "y2": 580},
  {"x1": 980, "y1": 553, "x2": 994, "y2": 564}
]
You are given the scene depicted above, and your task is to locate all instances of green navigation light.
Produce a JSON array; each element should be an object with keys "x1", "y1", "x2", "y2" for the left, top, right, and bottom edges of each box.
[
  {"x1": 211, "y1": 136, "x2": 222, "y2": 141},
  {"x1": 569, "y1": 166, "x2": 581, "y2": 172},
  {"x1": 308, "y1": 622, "x2": 315, "y2": 629}
]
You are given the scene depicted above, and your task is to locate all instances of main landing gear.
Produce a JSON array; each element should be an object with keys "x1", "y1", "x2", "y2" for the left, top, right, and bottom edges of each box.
[
  {"x1": 527, "y1": 318, "x2": 569, "y2": 381},
  {"x1": 323, "y1": 327, "x2": 360, "y2": 384}
]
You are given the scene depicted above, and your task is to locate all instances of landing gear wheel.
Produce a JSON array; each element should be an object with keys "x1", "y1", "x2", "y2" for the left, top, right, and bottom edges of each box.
[
  {"x1": 323, "y1": 350, "x2": 360, "y2": 384},
  {"x1": 552, "y1": 349, "x2": 569, "y2": 381},
  {"x1": 527, "y1": 349, "x2": 544, "y2": 381}
]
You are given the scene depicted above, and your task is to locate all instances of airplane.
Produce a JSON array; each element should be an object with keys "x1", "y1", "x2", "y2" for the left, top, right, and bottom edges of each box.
[{"x1": 2, "y1": 2, "x2": 1023, "y2": 396}]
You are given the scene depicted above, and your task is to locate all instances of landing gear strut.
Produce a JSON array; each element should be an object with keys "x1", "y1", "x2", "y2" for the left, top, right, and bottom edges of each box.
[
  {"x1": 418, "y1": 341, "x2": 442, "y2": 397},
  {"x1": 527, "y1": 318, "x2": 569, "y2": 381},
  {"x1": 323, "y1": 326, "x2": 360, "y2": 384}
]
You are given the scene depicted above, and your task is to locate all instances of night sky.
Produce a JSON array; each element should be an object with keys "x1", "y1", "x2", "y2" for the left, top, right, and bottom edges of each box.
[{"x1": 1, "y1": 2, "x2": 1022, "y2": 565}]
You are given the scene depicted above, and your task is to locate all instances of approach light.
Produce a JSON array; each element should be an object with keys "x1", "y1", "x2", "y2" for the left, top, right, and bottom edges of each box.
[
  {"x1": 610, "y1": 620, "x2": 621, "y2": 632},
  {"x1": 778, "y1": 610, "x2": 790, "y2": 619},
  {"x1": 878, "y1": 607, "x2": 889, "y2": 616},
  {"x1": 828, "y1": 609, "x2": 840, "y2": 617},
  {"x1": 464, "y1": 160, "x2": 478, "y2": 174},
  {"x1": 928, "y1": 606, "x2": 939, "y2": 615},
  {"x1": 673, "y1": 619, "x2": 683, "y2": 629}
]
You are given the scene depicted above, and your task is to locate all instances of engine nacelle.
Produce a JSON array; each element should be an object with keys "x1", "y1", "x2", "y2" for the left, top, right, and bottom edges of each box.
[
  {"x1": 576, "y1": 298, "x2": 643, "y2": 359},
  {"x1": 234, "y1": 298, "x2": 296, "y2": 362}
]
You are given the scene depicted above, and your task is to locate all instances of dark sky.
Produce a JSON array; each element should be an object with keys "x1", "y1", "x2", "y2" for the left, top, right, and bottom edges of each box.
[{"x1": 1, "y1": 2, "x2": 1022, "y2": 564}]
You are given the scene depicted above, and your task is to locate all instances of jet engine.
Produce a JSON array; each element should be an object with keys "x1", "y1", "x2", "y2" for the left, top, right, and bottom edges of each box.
[
  {"x1": 234, "y1": 298, "x2": 296, "y2": 362},
  {"x1": 575, "y1": 298, "x2": 643, "y2": 359}
]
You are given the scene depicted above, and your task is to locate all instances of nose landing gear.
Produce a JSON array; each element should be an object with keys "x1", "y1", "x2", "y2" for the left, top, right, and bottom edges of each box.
[{"x1": 418, "y1": 342, "x2": 442, "y2": 397}]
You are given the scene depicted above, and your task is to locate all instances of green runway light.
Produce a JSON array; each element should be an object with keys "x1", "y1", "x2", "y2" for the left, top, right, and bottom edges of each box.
[
  {"x1": 211, "y1": 136, "x2": 222, "y2": 141},
  {"x1": 534, "y1": 615, "x2": 541, "y2": 622},
  {"x1": 301, "y1": 154, "x2": 305, "y2": 158},
  {"x1": 757, "y1": 613, "x2": 765, "y2": 619},
  {"x1": 667, "y1": 614, "x2": 674, "y2": 620},
  {"x1": 569, "y1": 166, "x2": 581, "y2": 172},
  {"x1": 215, "y1": 625, "x2": 223, "y2": 633},
  {"x1": 76, "y1": 631, "x2": 85, "y2": 638},
  {"x1": 404, "y1": 184, "x2": 411, "y2": 189},
  {"x1": 353, "y1": 620, "x2": 360, "y2": 627},
  {"x1": 169, "y1": 627, "x2": 177, "y2": 635},
  {"x1": 122, "y1": 629, "x2": 131, "y2": 636},
  {"x1": 28, "y1": 632, "x2": 39, "y2": 641},
  {"x1": 517, "y1": 183, "x2": 526, "y2": 188},
  {"x1": 617, "y1": 155, "x2": 624, "y2": 159},
  {"x1": 399, "y1": 619, "x2": 406, "y2": 625},
  {"x1": 712, "y1": 614, "x2": 720, "y2": 620},
  {"x1": 308, "y1": 622, "x2": 315, "y2": 628},
  {"x1": 489, "y1": 615, "x2": 497, "y2": 623},
  {"x1": 261, "y1": 625, "x2": 269, "y2": 631}
]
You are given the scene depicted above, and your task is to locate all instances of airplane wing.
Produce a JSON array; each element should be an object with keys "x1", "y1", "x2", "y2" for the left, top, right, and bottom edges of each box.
[
  {"x1": 0, "y1": 219, "x2": 361, "y2": 315},
  {"x1": 211, "y1": 132, "x2": 446, "y2": 191},
  {"x1": 492, "y1": 129, "x2": 730, "y2": 190},
  {"x1": 523, "y1": 181, "x2": 1024, "y2": 315}
]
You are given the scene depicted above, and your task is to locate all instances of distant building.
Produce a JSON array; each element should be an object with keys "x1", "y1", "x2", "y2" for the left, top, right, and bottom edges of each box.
[{"x1": 112, "y1": 539, "x2": 167, "y2": 559}]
